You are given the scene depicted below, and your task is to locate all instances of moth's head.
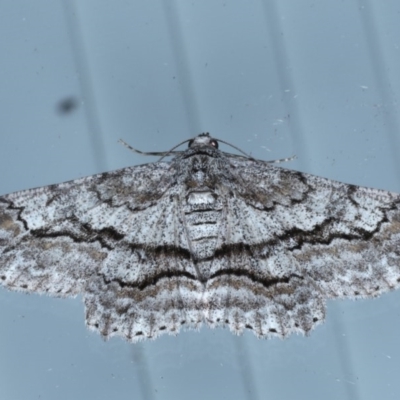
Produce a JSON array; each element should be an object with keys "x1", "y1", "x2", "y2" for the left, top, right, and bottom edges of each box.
[{"x1": 188, "y1": 133, "x2": 219, "y2": 150}]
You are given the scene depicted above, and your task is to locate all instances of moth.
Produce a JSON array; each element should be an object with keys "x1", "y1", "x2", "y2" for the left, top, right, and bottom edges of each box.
[{"x1": 1, "y1": 133, "x2": 400, "y2": 342}]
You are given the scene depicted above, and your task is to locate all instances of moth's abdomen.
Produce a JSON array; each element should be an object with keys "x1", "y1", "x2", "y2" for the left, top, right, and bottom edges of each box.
[{"x1": 184, "y1": 191, "x2": 223, "y2": 260}]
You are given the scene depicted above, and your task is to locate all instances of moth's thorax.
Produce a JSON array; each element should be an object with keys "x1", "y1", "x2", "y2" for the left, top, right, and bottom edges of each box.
[{"x1": 178, "y1": 153, "x2": 220, "y2": 187}]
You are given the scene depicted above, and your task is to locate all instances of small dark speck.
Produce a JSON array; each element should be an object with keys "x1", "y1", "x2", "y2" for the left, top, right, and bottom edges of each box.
[
  {"x1": 57, "y1": 97, "x2": 79, "y2": 115},
  {"x1": 269, "y1": 328, "x2": 277, "y2": 333},
  {"x1": 245, "y1": 324, "x2": 253, "y2": 330},
  {"x1": 1, "y1": 276, "x2": 5, "y2": 280},
  {"x1": 159, "y1": 326, "x2": 166, "y2": 331},
  {"x1": 135, "y1": 331, "x2": 143, "y2": 336},
  {"x1": 313, "y1": 317, "x2": 318, "y2": 322}
]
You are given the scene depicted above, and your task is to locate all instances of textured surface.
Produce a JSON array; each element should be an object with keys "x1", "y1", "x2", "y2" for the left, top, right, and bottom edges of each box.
[{"x1": 2, "y1": 133, "x2": 400, "y2": 342}]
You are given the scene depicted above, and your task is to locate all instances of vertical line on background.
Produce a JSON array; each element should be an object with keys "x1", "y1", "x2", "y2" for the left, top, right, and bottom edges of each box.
[{"x1": 62, "y1": 0, "x2": 108, "y2": 171}]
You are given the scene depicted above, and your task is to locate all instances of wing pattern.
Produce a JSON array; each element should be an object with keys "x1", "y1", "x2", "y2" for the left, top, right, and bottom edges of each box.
[{"x1": 1, "y1": 133, "x2": 400, "y2": 342}]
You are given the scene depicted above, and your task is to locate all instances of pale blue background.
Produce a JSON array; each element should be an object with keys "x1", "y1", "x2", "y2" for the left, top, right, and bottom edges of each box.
[{"x1": 1, "y1": 1, "x2": 400, "y2": 399}]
